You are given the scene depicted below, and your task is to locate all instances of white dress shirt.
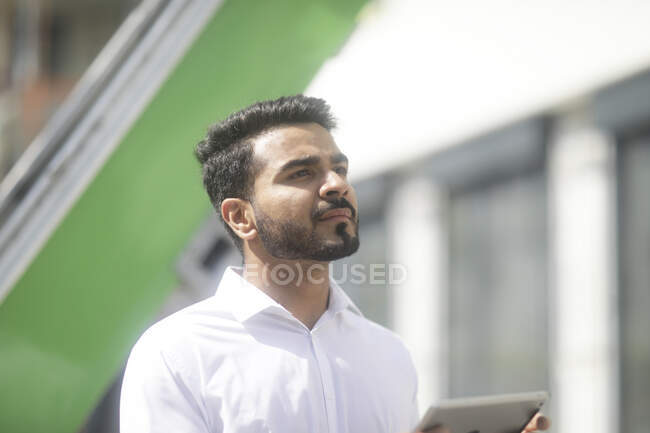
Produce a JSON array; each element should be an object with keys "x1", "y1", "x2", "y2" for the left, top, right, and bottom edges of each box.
[{"x1": 120, "y1": 266, "x2": 419, "y2": 433}]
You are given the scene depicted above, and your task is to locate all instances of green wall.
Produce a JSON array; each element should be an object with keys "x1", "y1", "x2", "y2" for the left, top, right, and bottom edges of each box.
[{"x1": 0, "y1": 0, "x2": 367, "y2": 431}]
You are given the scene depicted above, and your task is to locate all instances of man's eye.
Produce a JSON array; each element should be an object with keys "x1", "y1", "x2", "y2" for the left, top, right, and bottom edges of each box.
[
  {"x1": 290, "y1": 169, "x2": 311, "y2": 179},
  {"x1": 334, "y1": 166, "x2": 348, "y2": 176}
]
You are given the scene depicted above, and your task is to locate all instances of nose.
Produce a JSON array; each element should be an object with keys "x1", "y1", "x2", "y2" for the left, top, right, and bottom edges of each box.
[{"x1": 319, "y1": 170, "x2": 349, "y2": 199}]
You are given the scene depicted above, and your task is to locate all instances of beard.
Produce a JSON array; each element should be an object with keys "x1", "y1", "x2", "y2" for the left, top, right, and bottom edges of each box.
[{"x1": 254, "y1": 200, "x2": 360, "y2": 261}]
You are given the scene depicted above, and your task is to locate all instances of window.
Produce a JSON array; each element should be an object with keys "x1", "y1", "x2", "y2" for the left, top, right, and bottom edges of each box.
[
  {"x1": 618, "y1": 135, "x2": 650, "y2": 433},
  {"x1": 448, "y1": 170, "x2": 548, "y2": 396}
]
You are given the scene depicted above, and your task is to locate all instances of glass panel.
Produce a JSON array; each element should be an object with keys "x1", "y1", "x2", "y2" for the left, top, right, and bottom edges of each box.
[
  {"x1": 448, "y1": 172, "x2": 548, "y2": 397},
  {"x1": 0, "y1": 0, "x2": 139, "y2": 179},
  {"x1": 619, "y1": 137, "x2": 650, "y2": 433}
]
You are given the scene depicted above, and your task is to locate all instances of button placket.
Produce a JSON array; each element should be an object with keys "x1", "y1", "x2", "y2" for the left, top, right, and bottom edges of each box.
[{"x1": 310, "y1": 329, "x2": 339, "y2": 433}]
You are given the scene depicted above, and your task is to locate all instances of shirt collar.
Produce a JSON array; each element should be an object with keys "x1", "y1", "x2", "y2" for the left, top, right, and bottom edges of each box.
[
  {"x1": 214, "y1": 266, "x2": 363, "y2": 324},
  {"x1": 327, "y1": 276, "x2": 364, "y2": 317}
]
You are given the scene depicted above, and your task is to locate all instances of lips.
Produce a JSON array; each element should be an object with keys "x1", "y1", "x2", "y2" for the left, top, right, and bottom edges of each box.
[{"x1": 318, "y1": 208, "x2": 353, "y2": 221}]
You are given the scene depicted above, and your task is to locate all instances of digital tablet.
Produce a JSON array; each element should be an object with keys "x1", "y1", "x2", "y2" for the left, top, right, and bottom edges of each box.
[{"x1": 413, "y1": 390, "x2": 548, "y2": 433}]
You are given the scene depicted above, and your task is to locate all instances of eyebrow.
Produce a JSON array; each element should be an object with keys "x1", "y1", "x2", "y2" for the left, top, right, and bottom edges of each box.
[
  {"x1": 331, "y1": 153, "x2": 348, "y2": 165},
  {"x1": 278, "y1": 153, "x2": 348, "y2": 172}
]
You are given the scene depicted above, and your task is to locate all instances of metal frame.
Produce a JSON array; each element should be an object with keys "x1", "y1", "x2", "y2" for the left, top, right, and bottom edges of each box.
[{"x1": 0, "y1": 0, "x2": 225, "y2": 304}]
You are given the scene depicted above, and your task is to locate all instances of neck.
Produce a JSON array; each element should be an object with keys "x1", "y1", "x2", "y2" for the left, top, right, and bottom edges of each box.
[{"x1": 242, "y1": 254, "x2": 331, "y2": 330}]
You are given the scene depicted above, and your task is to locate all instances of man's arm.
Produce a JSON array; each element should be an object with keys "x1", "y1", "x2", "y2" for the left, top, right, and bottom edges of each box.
[{"x1": 120, "y1": 330, "x2": 210, "y2": 433}]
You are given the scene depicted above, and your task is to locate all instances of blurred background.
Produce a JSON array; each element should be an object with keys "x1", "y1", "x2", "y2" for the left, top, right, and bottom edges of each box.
[{"x1": 0, "y1": 0, "x2": 648, "y2": 432}]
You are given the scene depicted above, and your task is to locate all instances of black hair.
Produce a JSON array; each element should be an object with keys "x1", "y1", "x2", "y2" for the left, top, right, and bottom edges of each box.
[{"x1": 194, "y1": 94, "x2": 337, "y2": 253}]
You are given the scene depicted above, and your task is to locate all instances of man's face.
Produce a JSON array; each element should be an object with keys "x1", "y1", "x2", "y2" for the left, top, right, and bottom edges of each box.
[{"x1": 249, "y1": 122, "x2": 360, "y2": 261}]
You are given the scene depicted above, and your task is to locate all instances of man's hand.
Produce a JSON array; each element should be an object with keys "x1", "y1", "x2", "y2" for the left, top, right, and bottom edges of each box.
[
  {"x1": 415, "y1": 413, "x2": 551, "y2": 433},
  {"x1": 418, "y1": 426, "x2": 449, "y2": 433},
  {"x1": 522, "y1": 413, "x2": 551, "y2": 432}
]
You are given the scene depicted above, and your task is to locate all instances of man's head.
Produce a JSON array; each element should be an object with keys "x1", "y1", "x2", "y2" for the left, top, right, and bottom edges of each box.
[{"x1": 195, "y1": 95, "x2": 359, "y2": 262}]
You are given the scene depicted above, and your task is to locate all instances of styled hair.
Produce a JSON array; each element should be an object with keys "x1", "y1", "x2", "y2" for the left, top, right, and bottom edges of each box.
[{"x1": 194, "y1": 94, "x2": 337, "y2": 252}]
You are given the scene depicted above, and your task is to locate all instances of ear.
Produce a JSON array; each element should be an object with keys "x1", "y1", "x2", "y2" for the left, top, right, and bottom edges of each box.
[{"x1": 221, "y1": 198, "x2": 258, "y2": 241}]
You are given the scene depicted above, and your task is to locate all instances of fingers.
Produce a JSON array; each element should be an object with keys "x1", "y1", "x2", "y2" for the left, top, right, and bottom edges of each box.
[
  {"x1": 420, "y1": 425, "x2": 451, "y2": 433},
  {"x1": 523, "y1": 413, "x2": 552, "y2": 432},
  {"x1": 536, "y1": 415, "x2": 551, "y2": 430},
  {"x1": 417, "y1": 414, "x2": 552, "y2": 433}
]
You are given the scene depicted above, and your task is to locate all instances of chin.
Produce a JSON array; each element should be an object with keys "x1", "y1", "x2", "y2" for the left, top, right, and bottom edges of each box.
[{"x1": 326, "y1": 237, "x2": 360, "y2": 260}]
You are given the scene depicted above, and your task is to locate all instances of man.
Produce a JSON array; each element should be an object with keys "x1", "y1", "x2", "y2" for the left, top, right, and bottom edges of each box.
[{"x1": 120, "y1": 95, "x2": 549, "y2": 433}]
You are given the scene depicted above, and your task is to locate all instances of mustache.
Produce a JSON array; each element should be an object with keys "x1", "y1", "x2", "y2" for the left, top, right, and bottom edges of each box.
[{"x1": 313, "y1": 197, "x2": 357, "y2": 220}]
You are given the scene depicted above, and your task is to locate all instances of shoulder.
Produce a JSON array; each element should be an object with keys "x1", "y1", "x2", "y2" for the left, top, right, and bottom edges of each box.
[
  {"x1": 343, "y1": 314, "x2": 419, "y2": 399},
  {"x1": 347, "y1": 313, "x2": 416, "y2": 368},
  {"x1": 349, "y1": 313, "x2": 409, "y2": 346},
  {"x1": 121, "y1": 300, "x2": 224, "y2": 432},
  {"x1": 127, "y1": 296, "x2": 241, "y2": 374},
  {"x1": 150, "y1": 295, "x2": 235, "y2": 334}
]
